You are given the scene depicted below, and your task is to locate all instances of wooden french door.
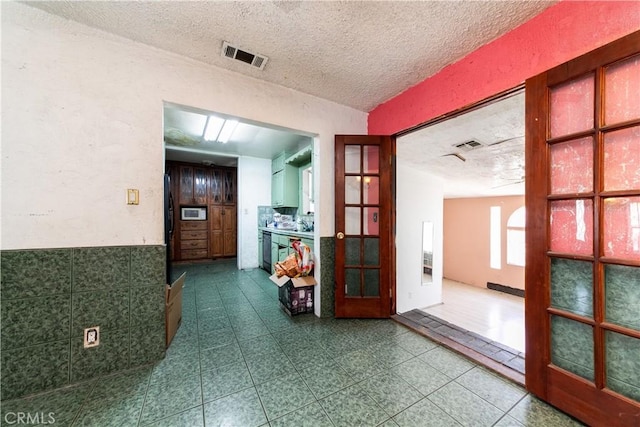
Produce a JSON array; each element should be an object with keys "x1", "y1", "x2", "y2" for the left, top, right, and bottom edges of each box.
[
  {"x1": 335, "y1": 135, "x2": 394, "y2": 318},
  {"x1": 525, "y1": 31, "x2": 640, "y2": 426}
]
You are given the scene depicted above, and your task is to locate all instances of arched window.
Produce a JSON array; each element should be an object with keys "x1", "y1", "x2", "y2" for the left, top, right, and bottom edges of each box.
[{"x1": 507, "y1": 206, "x2": 526, "y2": 267}]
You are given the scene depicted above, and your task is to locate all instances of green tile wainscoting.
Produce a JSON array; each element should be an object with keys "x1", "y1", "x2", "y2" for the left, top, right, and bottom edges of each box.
[
  {"x1": 319, "y1": 237, "x2": 335, "y2": 318},
  {"x1": 0, "y1": 245, "x2": 166, "y2": 400},
  {"x1": 0, "y1": 261, "x2": 585, "y2": 427}
]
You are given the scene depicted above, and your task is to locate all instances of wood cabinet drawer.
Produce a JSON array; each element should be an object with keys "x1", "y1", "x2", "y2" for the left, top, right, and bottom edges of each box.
[
  {"x1": 181, "y1": 239, "x2": 207, "y2": 249},
  {"x1": 181, "y1": 221, "x2": 207, "y2": 231},
  {"x1": 180, "y1": 249, "x2": 208, "y2": 259},
  {"x1": 181, "y1": 230, "x2": 207, "y2": 240}
]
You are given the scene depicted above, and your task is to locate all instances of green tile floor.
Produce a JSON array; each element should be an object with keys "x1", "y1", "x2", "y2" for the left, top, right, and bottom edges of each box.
[{"x1": 0, "y1": 259, "x2": 584, "y2": 426}]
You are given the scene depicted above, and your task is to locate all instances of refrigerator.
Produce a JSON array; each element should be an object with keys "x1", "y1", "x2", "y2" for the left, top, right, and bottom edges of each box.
[{"x1": 164, "y1": 173, "x2": 174, "y2": 284}]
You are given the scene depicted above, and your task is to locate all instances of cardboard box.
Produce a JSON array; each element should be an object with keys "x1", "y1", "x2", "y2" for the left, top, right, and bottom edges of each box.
[
  {"x1": 270, "y1": 274, "x2": 317, "y2": 316},
  {"x1": 165, "y1": 272, "x2": 185, "y2": 347}
]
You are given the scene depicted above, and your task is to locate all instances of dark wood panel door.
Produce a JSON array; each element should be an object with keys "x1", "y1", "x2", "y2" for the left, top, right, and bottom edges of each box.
[
  {"x1": 335, "y1": 135, "x2": 394, "y2": 318},
  {"x1": 525, "y1": 31, "x2": 640, "y2": 426},
  {"x1": 209, "y1": 206, "x2": 236, "y2": 258},
  {"x1": 210, "y1": 206, "x2": 223, "y2": 257},
  {"x1": 223, "y1": 206, "x2": 237, "y2": 256}
]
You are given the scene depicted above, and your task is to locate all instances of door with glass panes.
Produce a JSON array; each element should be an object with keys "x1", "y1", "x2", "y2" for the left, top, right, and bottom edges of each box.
[
  {"x1": 335, "y1": 135, "x2": 394, "y2": 318},
  {"x1": 525, "y1": 31, "x2": 640, "y2": 426}
]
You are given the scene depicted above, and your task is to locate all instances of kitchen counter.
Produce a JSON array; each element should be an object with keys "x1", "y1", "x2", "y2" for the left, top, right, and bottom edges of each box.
[{"x1": 259, "y1": 227, "x2": 314, "y2": 239}]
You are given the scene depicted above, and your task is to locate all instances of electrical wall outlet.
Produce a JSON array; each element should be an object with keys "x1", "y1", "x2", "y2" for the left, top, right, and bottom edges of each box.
[{"x1": 84, "y1": 326, "x2": 100, "y2": 348}]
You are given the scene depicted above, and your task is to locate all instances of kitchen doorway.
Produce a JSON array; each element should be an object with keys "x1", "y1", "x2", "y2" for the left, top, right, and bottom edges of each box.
[{"x1": 162, "y1": 102, "x2": 317, "y2": 273}]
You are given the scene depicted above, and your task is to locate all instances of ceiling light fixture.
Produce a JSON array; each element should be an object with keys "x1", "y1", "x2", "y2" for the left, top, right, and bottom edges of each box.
[
  {"x1": 203, "y1": 116, "x2": 225, "y2": 142},
  {"x1": 217, "y1": 119, "x2": 239, "y2": 144}
]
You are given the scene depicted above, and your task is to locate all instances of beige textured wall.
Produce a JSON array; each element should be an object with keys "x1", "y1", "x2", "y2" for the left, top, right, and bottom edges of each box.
[
  {"x1": 443, "y1": 196, "x2": 525, "y2": 290},
  {"x1": 1, "y1": 2, "x2": 367, "y2": 251}
]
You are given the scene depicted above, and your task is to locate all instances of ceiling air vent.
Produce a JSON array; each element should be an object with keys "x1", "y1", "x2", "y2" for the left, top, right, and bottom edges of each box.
[
  {"x1": 453, "y1": 140, "x2": 483, "y2": 152},
  {"x1": 221, "y1": 41, "x2": 268, "y2": 70}
]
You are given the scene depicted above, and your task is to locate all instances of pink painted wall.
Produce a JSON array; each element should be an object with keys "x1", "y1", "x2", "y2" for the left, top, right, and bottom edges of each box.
[
  {"x1": 444, "y1": 196, "x2": 525, "y2": 290},
  {"x1": 368, "y1": 1, "x2": 640, "y2": 135}
]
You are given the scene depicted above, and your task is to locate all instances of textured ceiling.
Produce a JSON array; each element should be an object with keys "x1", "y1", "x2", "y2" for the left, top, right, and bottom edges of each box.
[
  {"x1": 21, "y1": 0, "x2": 536, "y2": 196},
  {"x1": 23, "y1": 0, "x2": 554, "y2": 111},
  {"x1": 398, "y1": 90, "x2": 525, "y2": 198}
]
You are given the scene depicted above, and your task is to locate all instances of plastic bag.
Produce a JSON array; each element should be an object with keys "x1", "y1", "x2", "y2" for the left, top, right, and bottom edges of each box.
[{"x1": 292, "y1": 240, "x2": 314, "y2": 276}]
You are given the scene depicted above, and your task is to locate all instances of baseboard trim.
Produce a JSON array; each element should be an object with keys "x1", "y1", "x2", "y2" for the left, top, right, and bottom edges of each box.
[{"x1": 487, "y1": 282, "x2": 524, "y2": 298}]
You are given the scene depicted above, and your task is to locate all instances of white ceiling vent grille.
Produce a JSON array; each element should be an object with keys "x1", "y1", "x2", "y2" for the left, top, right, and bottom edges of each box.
[
  {"x1": 221, "y1": 41, "x2": 268, "y2": 70},
  {"x1": 453, "y1": 140, "x2": 483, "y2": 152}
]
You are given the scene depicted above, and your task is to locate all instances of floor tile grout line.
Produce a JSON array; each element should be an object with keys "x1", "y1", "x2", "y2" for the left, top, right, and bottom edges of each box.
[
  {"x1": 133, "y1": 366, "x2": 153, "y2": 426},
  {"x1": 493, "y1": 392, "x2": 531, "y2": 425},
  {"x1": 175, "y1": 265, "x2": 524, "y2": 426},
  {"x1": 452, "y1": 365, "x2": 528, "y2": 415},
  {"x1": 226, "y1": 272, "x2": 271, "y2": 424},
  {"x1": 194, "y1": 273, "x2": 207, "y2": 426},
  {"x1": 67, "y1": 379, "x2": 97, "y2": 426}
]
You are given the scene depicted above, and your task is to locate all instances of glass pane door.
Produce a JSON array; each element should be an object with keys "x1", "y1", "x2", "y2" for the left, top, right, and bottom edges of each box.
[
  {"x1": 547, "y1": 53, "x2": 640, "y2": 402},
  {"x1": 344, "y1": 145, "x2": 381, "y2": 298},
  {"x1": 335, "y1": 135, "x2": 393, "y2": 318},
  {"x1": 526, "y1": 35, "x2": 640, "y2": 425}
]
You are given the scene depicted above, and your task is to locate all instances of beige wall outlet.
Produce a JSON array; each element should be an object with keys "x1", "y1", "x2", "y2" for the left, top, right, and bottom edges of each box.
[{"x1": 84, "y1": 326, "x2": 100, "y2": 348}]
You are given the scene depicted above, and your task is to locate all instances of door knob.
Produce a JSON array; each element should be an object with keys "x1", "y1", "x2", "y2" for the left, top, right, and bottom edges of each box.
[{"x1": 336, "y1": 232, "x2": 345, "y2": 240}]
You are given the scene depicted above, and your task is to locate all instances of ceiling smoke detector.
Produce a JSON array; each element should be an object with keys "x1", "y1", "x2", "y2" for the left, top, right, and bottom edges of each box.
[
  {"x1": 221, "y1": 41, "x2": 268, "y2": 70},
  {"x1": 453, "y1": 140, "x2": 483, "y2": 152}
]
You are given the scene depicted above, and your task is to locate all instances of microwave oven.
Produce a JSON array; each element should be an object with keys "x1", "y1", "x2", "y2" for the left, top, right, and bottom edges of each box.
[{"x1": 181, "y1": 207, "x2": 207, "y2": 221}]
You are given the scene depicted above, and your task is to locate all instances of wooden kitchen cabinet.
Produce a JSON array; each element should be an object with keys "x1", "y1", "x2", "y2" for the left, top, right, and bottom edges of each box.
[
  {"x1": 209, "y1": 168, "x2": 236, "y2": 205},
  {"x1": 178, "y1": 165, "x2": 208, "y2": 205},
  {"x1": 179, "y1": 221, "x2": 208, "y2": 260},
  {"x1": 210, "y1": 205, "x2": 236, "y2": 258},
  {"x1": 222, "y1": 169, "x2": 236, "y2": 205},
  {"x1": 209, "y1": 166, "x2": 236, "y2": 258},
  {"x1": 168, "y1": 161, "x2": 237, "y2": 262}
]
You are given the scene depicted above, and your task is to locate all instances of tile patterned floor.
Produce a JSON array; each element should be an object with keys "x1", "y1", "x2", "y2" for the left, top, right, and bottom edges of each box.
[{"x1": 0, "y1": 260, "x2": 584, "y2": 427}]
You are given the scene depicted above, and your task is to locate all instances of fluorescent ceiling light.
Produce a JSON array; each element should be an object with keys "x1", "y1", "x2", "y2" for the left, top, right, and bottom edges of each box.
[
  {"x1": 203, "y1": 116, "x2": 225, "y2": 142},
  {"x1": 217, "y1": 119, "x2": 239, "y2": 143}
]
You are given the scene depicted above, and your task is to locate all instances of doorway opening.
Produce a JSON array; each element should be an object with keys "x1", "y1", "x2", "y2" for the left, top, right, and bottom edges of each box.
[
  {"x1": 162, "y1": 101, "x2": 317, "y2": 279},
  {"x1": 394, "y1": 89, "x2": 526, "y2": 376}
]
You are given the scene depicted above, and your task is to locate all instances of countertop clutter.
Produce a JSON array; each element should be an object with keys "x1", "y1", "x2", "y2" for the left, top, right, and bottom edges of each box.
[{"x1": 259, "y1": 226, "x2": 314, "y2": 239}]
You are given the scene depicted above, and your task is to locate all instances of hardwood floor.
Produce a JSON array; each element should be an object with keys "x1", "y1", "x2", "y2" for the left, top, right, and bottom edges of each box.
[{"x1": 421, "y1": 278, "x2": 525, "y2": 353}]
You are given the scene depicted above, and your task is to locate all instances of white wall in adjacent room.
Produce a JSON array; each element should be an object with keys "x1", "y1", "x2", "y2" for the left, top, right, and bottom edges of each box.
[{"x1": 395, "y1": 164, "x2": 444, "y2": 313}]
